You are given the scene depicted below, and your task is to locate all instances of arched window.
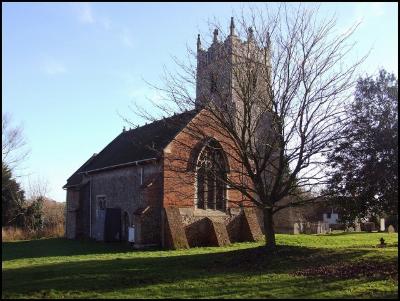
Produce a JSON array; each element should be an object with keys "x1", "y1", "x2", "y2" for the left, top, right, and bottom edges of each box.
[{"x1": 196, "y1": 139, "x2": 228, "y2": 211}]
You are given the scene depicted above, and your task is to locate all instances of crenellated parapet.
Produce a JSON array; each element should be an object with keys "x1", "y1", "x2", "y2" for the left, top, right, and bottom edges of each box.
[{"x1": 195, "y1": 17, "x2": 272, "y2": 112}]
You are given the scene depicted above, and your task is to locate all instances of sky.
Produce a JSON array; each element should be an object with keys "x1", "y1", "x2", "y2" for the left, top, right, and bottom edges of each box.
[{"x1": 2, "y1": 2, "x2": 398, "y2": 202}]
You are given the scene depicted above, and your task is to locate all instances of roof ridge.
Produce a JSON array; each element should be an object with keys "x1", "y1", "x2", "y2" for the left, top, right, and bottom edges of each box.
[
  {"x1": 123, "y1": 109, "x2": 197, "y2": 135},
  {"x1": 64, "y1": 109, "x2": 198, "y2": 188}
]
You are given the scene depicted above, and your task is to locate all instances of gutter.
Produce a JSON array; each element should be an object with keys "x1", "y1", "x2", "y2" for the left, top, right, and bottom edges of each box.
[{"x1": 79, "y1": 157, "x2": 158, "y2": 174}]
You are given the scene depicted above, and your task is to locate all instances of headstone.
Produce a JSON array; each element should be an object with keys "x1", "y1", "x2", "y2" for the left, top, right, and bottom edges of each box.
[
  {"x1": 164, "y1": 207, "x2": 189, "y2": 249},
  {"x1": 242, "y1": 208, "x2": 263, "y2": 241},
  {"x1": 293, "y1": 222, "x2": 300, "y2": 235},
  {"x1": 363, "y1": 222, "x2": 375, "y2": 232},
  {"x1": 206, "y1": 217, "x2": 231, "y2": 247},
  {"x1": 380, "y1": 218, "x2": 385, "y2": 231},
  {"x1": 317, "y1": 221, "x2": 328, "y2": 234},
  {"x1": 355, "y1": 222, "x2": 361, "y2": 232},
  {"x1": 388, "y1": 225, "x2": 395, "y2": 233},
  {"x1": 305, "y1": 222, "x2": 312, "y2": 234}
]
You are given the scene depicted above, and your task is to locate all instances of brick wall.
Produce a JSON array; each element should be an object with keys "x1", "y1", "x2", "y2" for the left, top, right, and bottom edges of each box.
[
  {"x1": 163, "y1": 109, "x2": 253, "y2": 209},
  {"x1": 162, "y1": 109, "x2": 263, "y2": 247}
]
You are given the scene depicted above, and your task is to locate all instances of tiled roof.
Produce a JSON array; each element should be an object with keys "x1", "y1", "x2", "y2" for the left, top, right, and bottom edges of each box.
[
  {"x1": 63, "y1": 154, "x2": 97, "y2": 188},
  {"x1": 63, "y1": 110, "x2": 197, "y2": 188}
]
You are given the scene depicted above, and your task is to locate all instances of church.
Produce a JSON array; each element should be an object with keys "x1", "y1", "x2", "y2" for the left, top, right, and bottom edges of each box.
[{"x1": 64, "y1": 19, "x2": 312, "y2": 249}]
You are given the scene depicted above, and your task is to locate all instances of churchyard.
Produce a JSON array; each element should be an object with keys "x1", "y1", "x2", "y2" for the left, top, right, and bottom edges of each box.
[{"x1": 2, "y1": 232, "x2": 398, "y2": 299}]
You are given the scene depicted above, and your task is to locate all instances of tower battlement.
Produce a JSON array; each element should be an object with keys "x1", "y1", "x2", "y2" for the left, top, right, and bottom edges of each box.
[{"x1": 195, "y1": 17, "x2": 271, "y2": 110}]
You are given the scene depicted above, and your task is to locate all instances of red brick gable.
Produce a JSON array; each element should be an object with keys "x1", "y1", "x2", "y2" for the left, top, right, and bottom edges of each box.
[{"x1": 163, "y1": 109, "x2": 254, "y2": 209}]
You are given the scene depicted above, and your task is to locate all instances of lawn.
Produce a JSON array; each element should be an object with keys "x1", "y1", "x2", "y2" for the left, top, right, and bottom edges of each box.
[{"x1": 2, "y1": 232, "x2": 398, "y2": 299}]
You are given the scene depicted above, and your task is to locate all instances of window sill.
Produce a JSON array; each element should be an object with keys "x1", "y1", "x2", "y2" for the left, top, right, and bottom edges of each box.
[{"x1": 193, "y1": 208, "x2": 228, "y2": 217}]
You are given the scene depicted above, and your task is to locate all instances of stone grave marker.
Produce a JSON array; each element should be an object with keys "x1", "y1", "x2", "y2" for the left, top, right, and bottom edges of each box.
[
  {"x1": 206, "y1": 217, "x2": 231, "y2": 247},
  {"x1": 293, "y1": 222, "x2": 300, "y2": 235},
  {"x1": 164, "y1": 207, "x2": 189, "y2": 249},
  {"x1": 380, "y1": 218, "x2": 385, "y2": 231},
  {"x1": 242, "y1": 208, "x2": 263, "y2": 241}
]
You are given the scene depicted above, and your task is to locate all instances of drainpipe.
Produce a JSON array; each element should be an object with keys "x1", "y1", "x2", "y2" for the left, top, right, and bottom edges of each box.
[{"x1": 88, "y1": 174, "x2": 92, "y2": 238}]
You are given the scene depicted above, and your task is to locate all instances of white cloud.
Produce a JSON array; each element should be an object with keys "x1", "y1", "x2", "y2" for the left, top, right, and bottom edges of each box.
[
  {"x1": 74, "y1": 2, "x2": 95, "y2": 24},
  {"x1": 42, "y1": 58, "x2": 66, "y2": 75}
]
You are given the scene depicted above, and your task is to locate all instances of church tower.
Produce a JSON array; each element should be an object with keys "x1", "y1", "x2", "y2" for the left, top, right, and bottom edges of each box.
[{"x1": 195, "y1": 17, "x2": 272, "y2": 114}]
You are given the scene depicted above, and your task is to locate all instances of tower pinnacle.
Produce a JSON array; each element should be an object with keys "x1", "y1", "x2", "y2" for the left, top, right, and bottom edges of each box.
[
  {"x1": 248, "y1": 27, "x2": 254, "y2": 41},
  {"x1": 213, "y1": 29, "x2": 219, "y2": 43},
  {"x1": 197, "y1": 34, "x2": 201, "y2": 50},
  {"x1": 230, "y1": 17, "x2": 235, "y2": 36}
]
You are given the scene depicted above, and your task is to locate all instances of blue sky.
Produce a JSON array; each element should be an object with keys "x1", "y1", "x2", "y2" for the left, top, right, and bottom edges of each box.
[{"x1": 2, "y1": 2, "x2": 398, "y2": 202}]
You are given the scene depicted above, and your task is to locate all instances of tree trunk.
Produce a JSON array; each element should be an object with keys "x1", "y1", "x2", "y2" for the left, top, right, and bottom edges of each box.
[{"x1": 263, "y1": 207, "x2": 276, "y2": 250}]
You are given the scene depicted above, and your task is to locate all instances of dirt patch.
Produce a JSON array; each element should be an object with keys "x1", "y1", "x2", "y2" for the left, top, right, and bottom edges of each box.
[{"x1": 291, "y1": 261, "x2": 398, "y2": 280}]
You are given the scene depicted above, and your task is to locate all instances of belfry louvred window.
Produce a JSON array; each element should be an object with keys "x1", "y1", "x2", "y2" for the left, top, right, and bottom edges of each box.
[
  {"x1": 210, "y1": 74, "x2": 217, "y2": 93},
  {"x1": 196, "y1": 139, "x2": 227, "y2": 211}
]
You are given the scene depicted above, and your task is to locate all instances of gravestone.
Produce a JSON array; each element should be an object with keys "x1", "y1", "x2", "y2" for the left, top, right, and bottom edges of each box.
[
  {"x1": 355, "y1": 222, "x2": 361, "y2": 232},
  {"x1": 304, "y1": 222, "x2": 312, "y2": 234},
  {"x1": 317, "y1": 221, "x2": 329, "y2": 234},
  {"x1": 363, "y1": 222, "x2": 375, "y2": 232},
  {"x1": 388, "y1": 225, "x2": 395, "y2": 233},
  {"x1": 206, "y1": 217, "x2": 231, "y2": 247},
  {"x1": 380, "y1": 218, "x2": 385, "y2": 231},
  {"x1": 293, "y1": 222, "x2": 300, "y2": 235},
  {"x1": 164, "y1": 207, "x2": 189, "y2": 249},
  {"x1": 241, "y1": 208, "x2": 263, "y2": 241}
]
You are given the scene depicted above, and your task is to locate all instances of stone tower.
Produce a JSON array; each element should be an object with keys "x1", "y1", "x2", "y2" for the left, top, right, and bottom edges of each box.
[{"x1": 195, "y1": 17, "x2": 272, "y2": 115}]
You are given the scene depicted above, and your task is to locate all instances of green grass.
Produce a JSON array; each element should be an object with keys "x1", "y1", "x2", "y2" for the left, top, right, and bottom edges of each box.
[{"x1": 2, "y1": 232, "x2": 398, "y2": 299}]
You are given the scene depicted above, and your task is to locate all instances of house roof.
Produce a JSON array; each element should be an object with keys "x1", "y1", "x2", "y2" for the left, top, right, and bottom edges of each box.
[
  {"x1": 63, "y1": 154, "x2": 98, "y2": 188},
  {"x1": 63, "y1": 110, "x2": 197, "y2": 189}
]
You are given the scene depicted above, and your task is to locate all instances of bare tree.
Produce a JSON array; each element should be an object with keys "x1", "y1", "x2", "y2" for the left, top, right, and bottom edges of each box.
[
  {"x1": 2, "y1": 113, "x2": 30, "y2": 175},
  {"x1": 128, "y1": 4, "x2": 367, "y2": 249},
  {"x1": 25, "y1": 175, "x2": 49, "y2": 202}
]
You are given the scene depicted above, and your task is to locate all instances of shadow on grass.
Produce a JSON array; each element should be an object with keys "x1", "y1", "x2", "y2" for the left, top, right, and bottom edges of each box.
[
  {"x1": 2, "y1": 238, "x2": 136, "y2": 261},
  {"x1": 324, "y1": 232, "x2": 397, "y2": 236},
  {"x1": 3, "y1": 243, "x2": 389, "y2": 298}
]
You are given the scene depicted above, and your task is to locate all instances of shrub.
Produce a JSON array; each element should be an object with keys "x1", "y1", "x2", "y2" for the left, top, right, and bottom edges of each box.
[
  {"x1": 2, "y1": 224, "x2": 65, "y2": 241},
  {"x1": 2, "y1": 199, "x2": 65, "y2": 241},
  {"x1": 41, "y1": 199, "x2": 65, "y2": 230}
]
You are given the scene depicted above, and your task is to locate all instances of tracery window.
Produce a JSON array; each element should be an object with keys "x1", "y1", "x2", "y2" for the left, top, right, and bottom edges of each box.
[{"x1": 196, "y1": 139, "x2": 227, "y2": 211}]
